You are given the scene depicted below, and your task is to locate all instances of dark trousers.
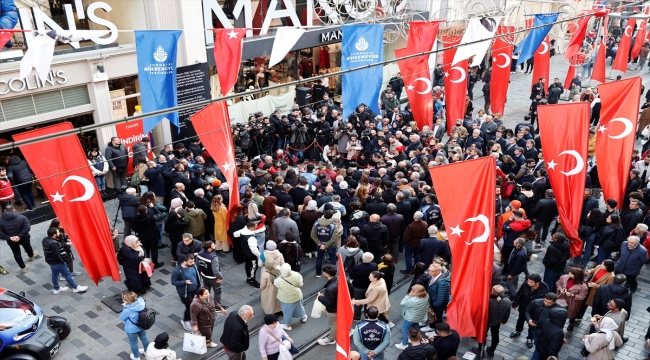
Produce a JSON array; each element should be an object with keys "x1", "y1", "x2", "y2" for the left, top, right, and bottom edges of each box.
[
  {"x1": 534, "y1": 221, "x2": 551, "y2": 243},
  {"x1": 180, "y1": 291, "x2": 196, "y2": 321},
  {"x1": 430, "y1": 304, "x2": 447, "y2": 327},
  {"x1": 6, "y1": 237, "x2": 34, "y2": 269},
  {"x1": 501, "y1": 245, "x2": 514, "y2": 270},
  {"x1": 478, "y1": 324, "x2": 501, "y2": 352},
  {"x1": 123, "y1": 220, "x2": 133, "y2": 237},
  {"x1": 143, "y1": 244, "x2": 159, "y2": 265},
  {"x1": 203, "y1": 277, "x2": 222, "y2": 305},
  {"x1": 515, "y1": 308, "x2": 535, "y2": 339},
  {"x1": 544, "y1": 268, "x2": 562, "y2": 294},
  {"x1": 353, "y1": 287, "x2": 367, "y2": 320},
  {"x1": 17, "y1": 183, "x2": 35, "y2": 210},
  {"x1": 244, "y1": 256, "x2": 258, "y2": 280},
  {"x1": 624, "y1": 274, "x2": 638, "y2": 292}
]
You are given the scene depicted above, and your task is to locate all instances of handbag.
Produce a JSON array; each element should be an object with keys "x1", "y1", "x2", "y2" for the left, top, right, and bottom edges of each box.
[
  {"x1": 282, "y1": 335, "x2": 299, "y2": 354},
  {"x1": 311, "y1": 298, "x2": 325, "y2": 318},
  {"x1": 183, "y1": 332, "x2": 207, "y2": 354},
  {"x1": 427, "y1": 304, "x2": 437, "y2": 324},
  {"x1": 264, "y1": 326, "x2": 295, "y2": 359}
]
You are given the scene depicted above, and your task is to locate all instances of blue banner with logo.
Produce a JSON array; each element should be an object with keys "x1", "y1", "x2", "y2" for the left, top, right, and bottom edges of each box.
[
  {"x1": 514, "y1": 13, "x2": 560, "y2": 66},
  {"x1": 342, "y1": 24, "x2": 384, "y2": 116},
  {"x1": 135, "y1": 30, "x2": 183, "y2": 134}
]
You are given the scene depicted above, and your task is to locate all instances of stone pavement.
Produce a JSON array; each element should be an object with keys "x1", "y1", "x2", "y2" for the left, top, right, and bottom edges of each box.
[{"x1": 1, "y1": 58, "x2": 650, "y2": 360}]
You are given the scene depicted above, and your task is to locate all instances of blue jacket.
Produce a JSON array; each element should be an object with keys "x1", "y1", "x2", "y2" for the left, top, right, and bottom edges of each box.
[
  {"x1": 119, "y1": 297, "x2": 145, "y2": 334},
  {"x1": 171, "y1": 264, "x2": 202, "y2": 297},
  {"x1": 427, "y1": 268, "x2": 451, "y2": 307},
  {"x1": 506, "y1": 246, "x2": 528, "y2": 276},
  {"x1": 615, "y1": 242, "x2": 649, "y2": 276},
  {"x1": 0, "y1": 0, "x2": 18, "y2": 30},
  {"x1": 353, "y1": 319, "x2": 391, "y2": 355}
]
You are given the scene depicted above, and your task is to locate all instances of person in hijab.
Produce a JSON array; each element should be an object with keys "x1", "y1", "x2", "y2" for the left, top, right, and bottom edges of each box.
[
  {"x1": 300, "y1": 200, "x2": 321, "y2": 257},
  {"x1": 262, "y1": 196, "x2": 280, "y2": 241},
  {"x1": 298, "y1": 195, "x2": 312, "y2": 213},
  {"x1": 119, "y1": 235, "x2": 151, "y2": 294},
  {"x1": 260, "y1": 258, "x2": 282, "y2": 315},
  {"x1": 145, "y1": 332, "x2": 181, "y2": 360},
  {"x1": 277, "y1": 232, "x2": 304, "y2": 271},
  {"x1": 165, "y1": 198, "x2": 188, "y2": 265},
  {"x1": 584, "y1": 316, "x2": 623, "y2": 359}
]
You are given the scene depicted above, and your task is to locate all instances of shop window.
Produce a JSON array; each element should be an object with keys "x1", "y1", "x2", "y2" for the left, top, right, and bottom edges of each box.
[
  {"x1": 33, "y1": 91, "x2": 65, "y2": 114},
  {"x1": 0, "y1": 86, "x2": 91, "y2": 122},
  {"x1": 62, "y1": 86, "x2": 91, "y2": 107},
  {"x1": 1, "y1": 97, "x2": 36, "y2": 122},
  {"x1": 108, "y1": 75, "x2": 140, "y2": 117}
]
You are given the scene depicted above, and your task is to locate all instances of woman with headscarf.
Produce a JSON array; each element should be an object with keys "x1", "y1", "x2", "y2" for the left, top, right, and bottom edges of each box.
[
  {"x1": 277, "y1": 232, "x2": 303, "y2": 271},
  {"x1": 274, "y1": 263, "x2": 308, "y2": 330},
  {"x1": 583, "y1": 316, "x2": 622, "y2": 359},
  {"x1": 262, "y1": 240, "x2": 285, "y2": 268},
  {"x1": 165, "y1": 198, "x2": 187, "y2": 266},
  {"x1": 120, "y1": 235, "x2": 151, "y2": 294},
  {"x1": 300, "y1": 199, "x2": 320, "y2": 257},
  {"x1": 190, "y1": 287, "x2": 227, "y2": 348},
  {"x1": 145, "y1": 332, "x2": 181, "y2": 360},
  {"x1": 260, "y1": 258, "x2": 282, "y2": 315},
  {"x1": 228, "y1": 203, "x2": 247, "y2": 263},
  {"x1": 298, "y1": 195, "x2": 312, "y2": 213},
  {"x1": 262, "y1": 196, "x2": 280, "y2": 241},
  {"x1": 211, "y1": 195, "x2": 230, "y2": 252}
]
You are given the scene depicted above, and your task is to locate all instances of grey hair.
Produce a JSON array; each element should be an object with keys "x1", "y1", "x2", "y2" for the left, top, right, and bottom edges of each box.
[
  {"x1": 238, "y1": 304, "x2": 253, "y2": 317},
  {"x1": 194, "y1": 188, "x2": 204, "y2": 197},
  {"x1": 182, "y1": 233, "x2": 193, "y2": 240},
  {"x1": 282, "y1": 183, "x2": 291, "y2": 191},
  {"x1": 387, "y1": 203, "x2": 397, "y2": 213},
  {"x1": 428, "y1": 225, "x2": 438, "y2": 236},
  {"x1": 637, "y1": 223, "x2": 649, "y2": 232},
  {"x1": 414, "y1": 211, "x2": 423, "y2": 220},
  {"x1": 332, "y1": 195, "x2": 341, "y2": 202},
  {"x1": 628, "y1": 236, "x2": 641, "y2": 244},
  {"x1": 514, "y1": 238, "x2": 526, "y2": 247},
  {"x1": 125, "y1": 187, "x2": 137, "y2": 195},
  {"x1": 362, "y1": 252, "x2": 374, "y2": 263}
]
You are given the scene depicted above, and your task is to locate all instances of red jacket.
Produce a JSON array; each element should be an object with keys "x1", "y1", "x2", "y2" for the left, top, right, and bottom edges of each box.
[{"x1": 0, "y1": 178, "x2": 15, "y2": 202}]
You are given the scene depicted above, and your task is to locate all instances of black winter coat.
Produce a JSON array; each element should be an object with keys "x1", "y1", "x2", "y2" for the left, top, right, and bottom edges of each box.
[
  {"x1": 144, "y1": 162, "x2": 171, "y2": 197},
  {"x1": 349, "y1": 262, "x2": 378, "y2": 289},
  {"x1": 535, "y1": 317, "x2": 566, "y2": 358},
  {"x1": 418, "y1": 237, "x2": 451, "y2": 266},
  {"x1": 6, "y1": 157, "x2": 33, "y2": 184},
  {"x1": 131, "y1": 210, "x2": 162, "y2": 246},
  {"x1": 593, "y1": 283, "x2": 632, "y2": 317},
  {"x1": 525, "y1": 299, "x2": 567, "y2": 327},
  {"x1": 120, "y1": 245, "x2": 150, "y2": 293},
  {"x1": 220, "y1": 312, "x2": 250, "y2": 353},
  {"x1": 0, "y1": 212, "x2": 30, "y2": 240},
  {"x1": 119, "y1": 194, "x2": 140, "y2": 221},
  {"x1": 542, "y1": 240, "x2": 570, "y2": 272},
  {"x1": 105, "y1": 143, "x2": 129, "y2": 169},
  {"x1": 380, "y1": 213, "x2": 404, "y2": 237},
  {"x1": 397, "y1": 343, "x2": 437, "y2": 360},
  {"x1": 596, "y1": 224, "x2": 625, "y2": 253},
  {"x1": 176, "y1": 239, "x2": 202, "y2": 261},
  {"x1": 513, "y1": 281, "x2": 549, "y2": 309},
  {"x1": 531, "y1": 198, "x2": 557, "y2": 223},
  {"x1": 364, "y1": 199, "x2": 388, "y2": 216},
  {"x1": 165, "y1": 211, "x2": 188, "y2": 244},
  {"x1": 317, "y1": 276, "x2": 338, "y2": 313}
]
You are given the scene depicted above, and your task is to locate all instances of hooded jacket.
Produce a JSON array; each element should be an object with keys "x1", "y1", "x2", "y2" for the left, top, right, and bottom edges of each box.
[
  {"x1": 542, "y1": 238, "x2": 571, "y2": 272},
  {"x1": 6, "y1": 157, "x2": 33, "y2": 184},
  {"x1": 502, "y1": 219, "x2": 532, "y2": 247},
  {"x1": 105, "y1": 142, "x2": 129, "y2": 169},
  {"x1": 119, "y1": 297, "x2": 146, "y2": 334},
  {"x1": 184, "y1": 208, "x2": 207, "y2": 237},
  {"x1": 0, "y1": 211, "x2": 30, "y2": 240},
  {"x1": 119, "y1": 194, "x2": 140, "y2": 221},
  {"x1": 593, "y1": 283, "x2": 632, "y2": 316},
  {"x1": 534, "y1": 309, "x2": 567, "y2": 358},
  {"x1": 427, "y1": 268, "x2": 451, "y2": 307},
  {"x1": 360, "y1": 221, "x2": 389, "y2": 250}
]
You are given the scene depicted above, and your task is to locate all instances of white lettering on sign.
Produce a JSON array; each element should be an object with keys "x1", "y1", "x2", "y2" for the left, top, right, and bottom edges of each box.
[
  {"x1": 321, "y1": 30, "x2": 342, "y2": 42},
  {"x1": 19, "y1": 2, "x2": 118, "y2": 49},
  {"x1": 0, "y1": 70, "x2": 67, "y2": 95}
]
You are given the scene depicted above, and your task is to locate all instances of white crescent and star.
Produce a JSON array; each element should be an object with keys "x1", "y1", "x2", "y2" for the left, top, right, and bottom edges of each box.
[
  {"x1": 607, "y1": 118, "x2": 633, "y2": 139},
  {"x1": 493, "y1": 53, "x2": 511, "y2": 68},
  {"x1": 445, "y1": 66, "x2": 466, "y2": 84},
  {"x1": 538, "y1": 41, "x2": 549, "y2": 55},
  {"x1": 547, "y1": 150, "x2": 585, "y2": 176},
  {"x1": 409, "y1": 77, "x2": 432, "y2": 95},
  {"x1": 624, "y1": 26, "x2": 632, "y2": 37},
  {"x1": 449, "y1": 214, "x2": 491, "y2": 245},
  {"x1": 227, "y1": 29, "x2": 239, "y2": 39},
  {"x1": 51, "y1": 175, "x2": 96, "y2": 203}
]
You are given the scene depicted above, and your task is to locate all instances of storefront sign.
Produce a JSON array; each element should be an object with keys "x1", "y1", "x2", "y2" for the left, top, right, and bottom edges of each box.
[
  {"x1": 115, "y1": 120, "x2": 150, "y2": 173},
  {"x1": 172, "y1": 63, "x2": 212, "y2": 143},
  {"x1": 321, "y1": 30, "x2": 342, "y2": 42},
  {"x1": 0, "y1": 70, "x2": 67, "y2": 95},
  {"x1": 19, "y1": 1, "x2": 118, "y2": 48}
]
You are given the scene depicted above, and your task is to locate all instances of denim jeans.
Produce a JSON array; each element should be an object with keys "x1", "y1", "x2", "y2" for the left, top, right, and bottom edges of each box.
[
  {"x1": 404, "y1": 244, "x2": 420, "y2": 273},
  {"x1": 361, "y1": 353, "x2": 384, "y2": 360},
  {"x1": 127, "y1": 329, "x2": 150, "y2": 358},
  {"x1": 596, "y1": 246, "x2": 612, "y2": 265},
  {"x1": 17, "y1": 183, "x2": 35, "y2": 210},
  {"x1": 577, "y1": 233, "x2": 597, "y2": 266},
  {"x1": 316, "y1": 244, "x2": 337, "y2": 275},
  {"x1": 280, "y1": 298, "x2": 306, "y2": 325},
  {"x1": 256, "y1": 233, "x2": 266, "y2": 256},
  {"x1": 401, "y1": 320, "x2": 419, "y2": 345},
  {"x1": 543, "y1": 268, "x2": 562, "y2": 294},
  {"x1": 50, "y1": 263, "x2": 78, "y2": 290},
  {"x1": 95, "y1": 175, "x2": 107, "y2": 191}
]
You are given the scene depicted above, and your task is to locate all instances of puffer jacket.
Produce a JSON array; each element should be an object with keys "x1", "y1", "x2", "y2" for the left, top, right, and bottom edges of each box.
[
  {"x1": 615, "y1": 242, "x2": 649, "y2": 276},
  {"x1": 105, "y1": 142, "x2": 129, "y2": 169},
  {"x1": 119, "y1": 297, "x2": 146, "y2": 334},
  {"x1": 6, "y1": 157, "x2": 33, "y2": 184},
  {"x1": 401, "y1": 294, "x2": 430, "y2": 323},
  {"x1": 0, "y1": 211, "x2": 30, "y2": 240},
  {"x1": 184, "y1": 208, "x2": 207, "y2": 237},
  {"x1": 0, "y1": 0, "x2": 18, "y2": 30},
  {"x1": 502, "y1": 219, "x2": 532, "y2": 247},
  {"x1": 427, "y1": 268, "x2": 451, "y2": 307},
  {"x1": 0, "y1": 176, "x2": 14, "y2": 202}
]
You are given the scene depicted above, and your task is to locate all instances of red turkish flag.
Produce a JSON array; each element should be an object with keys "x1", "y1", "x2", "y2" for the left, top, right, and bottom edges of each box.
[
  {"x1": 538, "y1": 104, "x2": 589, "y2": 258},
  {"x1": 563, "y1": 54, "x2": 584, "y2": 91},
  {"x1": 490, "y1": 27, "x2": 514, "y2": 115},
  {"x1": 596, "y1": 77, "x2": 642, "y2": 208},
  {"x1": 0, "y1": 31, "x2": 13, "y2": 50},
  {"x1": 407, "y1": 21, "x2": 443, "y2": 53},
  {"x1": 531, "y1": 36, "x2": 550, "y2": 88},
  {"x1": 13, "y1": 123, "x2": 120, "y2": 284},
  {"x1": 443, "y1": 36, "x2": 468, "y2": 135},
  {"x1": 191, "y1": 102, "x2": 240, "y2": 231},
  {"x1": 631, "y1": 10, "x2": 649, "y2": 60},
  {"x1": 214, "y1": 29, "x2": 246, "y2": 96},
  {"x1": 429, "y1": 157, "x2": 495, "y2": 342},
  {"x1": 395, "y1": 48, "x2": 433, "y2": 130},
  {"x1": 336, "y1": 254, "x2": 354, "y2": 360},
  {"x1": 612, "y1": 18, "x2": 636, "y2": 73},
  {"x1": 592, "y1": 16, "x2": 609, "y2": 83},
  {"x1": 565, "y1": 15, "x2": 593, "y2": 60}
]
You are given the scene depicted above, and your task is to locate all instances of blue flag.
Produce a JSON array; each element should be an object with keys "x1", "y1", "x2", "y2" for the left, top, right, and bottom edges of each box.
[
  {"x1": 514, "y1": 13, "x2": 560, "y2": 66},
  {"x1": 135, "y1": 30, "x2": 183, "y2": 134},
  {"x1": 342, "y1": 24, "x2": 384, "y2": 116}
]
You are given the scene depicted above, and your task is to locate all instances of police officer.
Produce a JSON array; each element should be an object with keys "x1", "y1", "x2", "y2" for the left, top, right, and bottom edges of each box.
[{"x1": 196, "y1": 240, "x2": 226, "y2": 307}]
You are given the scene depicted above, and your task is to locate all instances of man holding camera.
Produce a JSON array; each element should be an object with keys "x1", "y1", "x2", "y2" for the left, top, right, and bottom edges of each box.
[
  {"x1": 315, "y1": 112, "x2": 331, "y2": 151},
  {"x1": 105, "y1": 137, "x2": 129, "y2": 190},
  {"x1": 334, "y1": 122, "x2": 354, "y2": 168}
]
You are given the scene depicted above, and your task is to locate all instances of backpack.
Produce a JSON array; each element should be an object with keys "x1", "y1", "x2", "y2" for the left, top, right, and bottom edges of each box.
[
  {"x1": 129, "y1": 308, "x2": 156, "y2": 330},
  {"x1": 315, "y1": 222, "x2": 336, "y2": 244},
  {"x1": 130, "y1": 170, "x2": 141, "y2": 186},
  {"x1": 607, "y1": 227, "x2": 626, "y2": 252},
  {"x1": 343, "y1": 250, "x2": 359, "y2": 273}
]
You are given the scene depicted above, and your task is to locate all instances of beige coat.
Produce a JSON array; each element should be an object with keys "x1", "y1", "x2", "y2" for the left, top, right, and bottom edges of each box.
[
  {"x1": 585, "y1": 332, "x2": 622, "y2": 360},
  {"x1": 260, "y1": 249, "x2": 285, "y2": 268},
  {"x1": 556, "y1": 275, "x2": 588, "y2": 319},
  {"x1": 354, "y1": 278, "x2": 390, "y2": 314},
  {"x1": 260, "y1": 260, "x2": 282, "y2": 314},
  {"x1": 584, "y1": 266, "x2": 615, "y2": 307}
]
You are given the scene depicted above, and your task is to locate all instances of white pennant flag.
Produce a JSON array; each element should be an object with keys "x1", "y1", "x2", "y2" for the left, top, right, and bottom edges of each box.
[
  {"x1": 452, "y1": 17, "x2": 503, "y2": 67},
  {"x1": 47, "y1": 29, "x2": 111, "y2": 44},
  {"x1": 269, "y1": 28, "x2": 306, "y2": 67}
]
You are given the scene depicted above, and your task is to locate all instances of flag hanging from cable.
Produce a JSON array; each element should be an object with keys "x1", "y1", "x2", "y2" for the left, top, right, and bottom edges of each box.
[
  {"x1": 452, "y1": 16, "x2": 503, "y2": 67},
  {"x1": 592, "y1": 16, "x2": 609, "y2": 83},
  {"x1": 214, "y1": 29, "x2": 247, "y2": 96},
  {"x1": 515, "y1": 13, "x2": 560, "y2": 66},
  {"x1": 395, "y1": 48, "x2": 433, "y2": 130},
  {"x1": 269, "y1": 28, "x2": 305, "y2": 67},
  {"x1": 612, "y1": 18, "x2": 636, "y2": 73},
  {"x1": 631, "y1": 7, "x2": 649, "y2": 60},
  {"x1": 342, "y1": 24, "x2": 384, "y2": 115},
  {"x1": 490, "y1": 27, "x2": 514, "y2": 115},
  {"x1": 135, "y1": 30, "x2": 182, "y2": 134},
  {"x1": 443, "y1": 36, "x2": 468, "y2": 135},
  {"x1": 564, "y1": 14, "x2": 594, "y2": 60},
  {"x1": 531, "y1": 36, "x2": 551, "y2": 88},
  {"x1": 336, "y1": 254, "x2": 354, "y2": 360}
]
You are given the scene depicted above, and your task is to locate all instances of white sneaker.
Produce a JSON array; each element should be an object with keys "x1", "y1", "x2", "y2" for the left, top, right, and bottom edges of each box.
[
  {"x1": 129, "y1": 354, "x2": 140, "y2": 360},
  {"x1": 420, "y1": 326, "x2": 433, "y2": 332},
  {"x1": 181, "y1": 320, "x2": 192, "y2": 331},
  {"x1": 59, "y1": 277, "x2": 66, "y2": 281},
  {"x1": 281, "y1": 324, "x2": 293, "y2": 330},
  {"x1": 138, "y1": 349, "x2": 145, "y2": 355},
  {"x1": 306, "y1": 253, "x2": 312, "y2": 259},
  {"x1": 387, "y1": 322, "x2": 395, "y2": 328},
  {"x1": 318, "y1": 338, "x2": 336, "y2": 345},
  {"x1": 301, "y1": 315, "x2": 308, "y2": 323},
  {"x1": 53, "y1": 287, "x2": 69, "y2": 294},
  {"x1": 73, "y1": 285, "x2": 88, "y2": 293},
  {"x1": 395, "y1": 343, "x2": 408, "y2": 350},
  {"x1": 207, "y1": 341, "x2": 218, "y2": 348}
]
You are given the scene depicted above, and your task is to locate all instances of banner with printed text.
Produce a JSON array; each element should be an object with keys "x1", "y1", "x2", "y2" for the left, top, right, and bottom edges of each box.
[{"x1": 342, "y1": 24, "x2": 384, "y2": 115}]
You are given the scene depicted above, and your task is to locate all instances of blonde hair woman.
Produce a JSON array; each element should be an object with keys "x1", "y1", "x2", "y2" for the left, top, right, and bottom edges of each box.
[
  {"x1": 396, "y1": 284, "x2": 429, "y2": 349},
  {"x1": 210, "y1": 195, "x2": 230, "y2": 252},
  {"x1": 120, "y1": 291, "x2": 150, "y2": 360}
]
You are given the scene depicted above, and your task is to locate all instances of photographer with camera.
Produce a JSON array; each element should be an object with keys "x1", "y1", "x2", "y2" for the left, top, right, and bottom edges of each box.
[
  {"x1": 290, "y1": 114, "x2": 309, "y2": 163},
  {"x1": 315, "y1": 111, "x2": 331, "y2": 153},
  {"x1": 334, "y1": 121, "x2": 354, "y2": 168},
  {"x1": 270, "y1": 109, "x2": 284, "y2": 152}
]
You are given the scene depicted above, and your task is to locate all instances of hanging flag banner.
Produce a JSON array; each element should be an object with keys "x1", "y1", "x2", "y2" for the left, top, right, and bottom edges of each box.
[
  {"x1": 407, "y1": 21, "x2": 444, "y2": 53},
  {"x1": 515, "y1": 13, "x2": 560, "y2": 66},
  {"x1": 336, "y1": 254, "x2": 354, "y2": 360},
  {"x1": 342, "y1": 24, "x2": 385, "y2": 115},
  {"x1": 490, "y1": 27, "x2": 514, "y2": 115},
  {"x1": 0, "y1": 29, "x2": 29, "y2": 50},
  {"x1": 452, "y1": 16, "x2": 503, "y2": 67},
  {"x1": 429, "y1": 157, "x2": 495, "y2": 342},
  {"x1": 214, "y1": 28, "x2": 247, "y2": 96},
  {"x1": 592, "y1": 16, "x2": 609, "y2": 83},
  {"x1": 396, "y1": 48, "x2": 433, "y2": 130},
  {"x1": 596, "y1": 77, "x2": 642, "y2": 208},
  {"x1": 191, "y1": 102, "x2": 240, "y2": 232},
  {"x1": 538, "y1": 103, "x2": 589, "y2": 258},
  {"x1": 564, "y1": 63, "x2": 577, "y2": 92},
  {"x1": 269, "y1": 28, "x2": 306, "y2": 67},
  {"x1": 631, "y1": 8, "x2": 649, "y2": 60},
  {"x1": 13, "y1": 123, "x2": 120, "y2": 284},
  {"x1": 135, "y1": 30, "x2": 182, "y2": 135},
  {"x1": 564, "y1": 15, "x2": 594, "y2": 61},
  {"x1": 19, "y1": 33, "x2": 56, "y2": 82},
  {"x1": 443, "y1": 36, "x2": 468, "y2": 135},
  {"x1": 531, "y1": 36, "x2": 550, "y2": 88},
  {"x1": 612, "y1": 18, "x2": 636, "y2": 73}
]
